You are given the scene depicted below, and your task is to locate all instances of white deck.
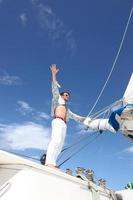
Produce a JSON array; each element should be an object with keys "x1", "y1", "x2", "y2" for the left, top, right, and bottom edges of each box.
[{"x1": 0, "y1": 150, "x2": 115, "y2": 200}]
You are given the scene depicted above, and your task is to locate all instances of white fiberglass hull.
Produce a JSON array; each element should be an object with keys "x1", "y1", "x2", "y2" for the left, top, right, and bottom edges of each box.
[{"x1": 0, "y1": 150, "x2": 115, "y2": 200}]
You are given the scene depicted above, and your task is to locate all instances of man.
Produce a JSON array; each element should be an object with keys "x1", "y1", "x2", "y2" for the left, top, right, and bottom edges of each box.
[{"x1": 45, "y1": 64, "x2": 85, "y2": 169}]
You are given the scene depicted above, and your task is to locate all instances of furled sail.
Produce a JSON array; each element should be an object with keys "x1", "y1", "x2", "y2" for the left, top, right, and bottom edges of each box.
[
  {"x1": 84, "y1": 73, "x2": 133, "y2": 141},
  {"x1": 123, "y1": 73, "x2": 133, "y2": 104}
]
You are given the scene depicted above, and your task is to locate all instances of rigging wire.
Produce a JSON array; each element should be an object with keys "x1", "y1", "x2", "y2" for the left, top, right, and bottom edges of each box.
[
  {"x1": 90, "y1": 99, "x2": 122, "y2": 119},
  {"x1": 87, "y1": 7, "x2": 133, "y2": 117},
  {"x1": 59, "y1": 99, "x2": 122, "y2": 157},
  {"x1": 57, "y1": 98, "x2": 122, "y2": 162},
  {"x1": 58, "y1": 131, "x2": 101, "y2": 167},
  {"x1": 58, "y1": 131, "x2": 96, "y2": 162},
  {"x1": 3, "y1": 150, "x2": 40, "y2": 162}
]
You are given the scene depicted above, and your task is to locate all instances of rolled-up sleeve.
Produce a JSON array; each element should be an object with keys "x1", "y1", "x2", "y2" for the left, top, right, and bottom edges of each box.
[
  {"x1": 52, "y1": 81, "x2": 60, "y2": 100},
  {"x1": 68, "y1": 109, "x2": 84, "y2": 122}
]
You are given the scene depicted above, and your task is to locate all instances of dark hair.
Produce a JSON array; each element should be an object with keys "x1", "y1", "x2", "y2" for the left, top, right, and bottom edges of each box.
[{"x1": 60, "y1": 91, "x2": 70, "y2": 96}]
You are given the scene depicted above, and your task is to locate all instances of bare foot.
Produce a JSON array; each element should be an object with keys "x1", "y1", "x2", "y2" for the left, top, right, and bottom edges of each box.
[{"x1": 45, "y1": 164, "x2": 60, "y2": 170}]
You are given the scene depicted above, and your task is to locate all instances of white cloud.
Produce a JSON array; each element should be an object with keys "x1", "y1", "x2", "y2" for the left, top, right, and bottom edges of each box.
[
  {"x1": 19, "y1": 13, "x2": 27, "y2": 25},
  {"x1": 0, "y1": 73, "x2": 21, "y2": 85},
  {"x1": 65, "y1": 31, "x2": 77, "y2": 56},
  {"x1": 75, "y1": 123, "x2": 86, "y2": 133},
  {"x1": 35, "y1": 112, "x2": 50, "y2": 120},
  {"x1": 0, "y1": 122, "x2": 51, "y2": 150},
  {"x1": 124, "y1": 146, "x2": 133, "y2": 154},
  {"x1": 35, "y1": 3, "x2": 77, "y2": 55},
  {"x1": 17, "y1": 101, "x2": 34, "y2": 115},
  {"x1": 38, "y1": 4, "x2": 63, "y2": 39},
  {"x1": 17, "y1": 100, "x2": 50, "y2": 120},
  {"x1": 75, "y1": 123, "x2": 94, "y2": 135},
  {"x1": 30, "y1": 0, "x2": 39, "y2": 4},
  {"x1": 39, "y1": 4, "x2": 53, "y2": 15}
]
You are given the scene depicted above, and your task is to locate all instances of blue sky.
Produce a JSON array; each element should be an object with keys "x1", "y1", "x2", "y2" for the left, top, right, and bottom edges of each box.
[{"x1": 0, "y1": 0, "x2": 133, "y2": 191}]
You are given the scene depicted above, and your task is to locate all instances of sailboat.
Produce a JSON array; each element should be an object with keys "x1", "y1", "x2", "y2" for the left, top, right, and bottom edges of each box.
[
  {"x1": 0, "y1": 149, "x2": 117, "y2": 200},
  {"x1": 0, "y1": 5, "x2": 133, "y2": 200}
]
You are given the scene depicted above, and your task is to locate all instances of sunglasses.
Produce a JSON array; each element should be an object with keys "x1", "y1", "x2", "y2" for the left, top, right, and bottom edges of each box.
[{"x1": 63, "y1": 94, "x2": 69, "y2": 97}]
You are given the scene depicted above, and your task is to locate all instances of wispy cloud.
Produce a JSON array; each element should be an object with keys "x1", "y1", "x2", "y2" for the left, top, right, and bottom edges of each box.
[
  {"x1": 124, "y1": 146, "x2": 133, "y2": 154},
  {"x1": 75, "y1": 123, "x2": 87, "y2": 134},
  {"x1": 0, "y1": 73, "x2": 22, "y2": 85},
  {"x1": 30, "y1": 0, "x2": 39, "y2": 4},
  {"x1": 19, "y1": 13, "x2": 27, "y2": 26},
  {"x1": 34, "y1": 112, "x2": 50, "y2": 120},
  {"x1": 75, "y1": 123, "x2": 95, "y2": 135},
  {"x1": 17, "y1": 101, "x2": 34, "y2": 115},
  {"x1": 0, "y1": 122, "x2": 51, "y2": 150},
  {"x1": 17, "y1": 100, "x2": 50, "y2": 120},
  {"x1": 115, "y1": 145, "x2": 133, "y2": 159},
  {"x1": 38, "y1": 4, "x2": 64, "y2": 40},
  {"x1": 30, "y1": 2, "x2": 77, "y2": 55},
  {"x1": 65, "y1": 30, "x2": 77, "y2": 56}
]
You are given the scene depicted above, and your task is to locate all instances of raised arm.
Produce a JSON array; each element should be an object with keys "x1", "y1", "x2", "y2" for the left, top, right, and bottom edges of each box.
[
  {"x1": 50, "y1": 64, "x2": 60, "y2": 99},
  {"x1": 50, "y1": 64, "x2": 59, "y2": 83}
]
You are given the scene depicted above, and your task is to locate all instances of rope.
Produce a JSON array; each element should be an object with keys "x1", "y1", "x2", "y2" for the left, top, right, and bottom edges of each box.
[
  {"x1": 90, "y1": 99, "x2": 122, "y2": 119},
  {"x1": 87, "y1": 7, "x2": 133, "y2": 117},
  {"x1": 57, "y1": 131, "x2": 96, "y2": 162},
  {"x1": 58, "y1": 131, "x2": 100, "y2": 167},
  {"x1": 59, "y1": 99, "x2": 122, "y2": 165},
  {"x1": 58, "y1": 100, "x2": 121, "y2": 157},
  {"x1": 2, "y1": 150, "x2": 40, "y2": 162}
]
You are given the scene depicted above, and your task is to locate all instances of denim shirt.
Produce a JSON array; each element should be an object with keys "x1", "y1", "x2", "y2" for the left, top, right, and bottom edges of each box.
[{"x1": 51, "y1": 81, "x2": 83, "y2": 122}]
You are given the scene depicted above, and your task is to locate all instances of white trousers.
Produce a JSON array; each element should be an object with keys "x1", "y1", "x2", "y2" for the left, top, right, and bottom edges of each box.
[{"x1": 45, "y1": 118, "x2": 67, "y2": 166}]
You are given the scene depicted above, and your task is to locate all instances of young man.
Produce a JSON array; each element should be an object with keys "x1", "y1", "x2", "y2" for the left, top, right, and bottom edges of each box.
[{"x1": 45, "y1": 64, "x2": 86, "y2": 169}]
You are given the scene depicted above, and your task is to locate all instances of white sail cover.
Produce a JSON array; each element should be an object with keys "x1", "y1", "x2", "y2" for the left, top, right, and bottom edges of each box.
[
  {"x1": 83, "y1": 73, "x2": 133, "y2": 141},
  {"x1": 123, "y1": 73, "x2": 133, "y2": 104}
]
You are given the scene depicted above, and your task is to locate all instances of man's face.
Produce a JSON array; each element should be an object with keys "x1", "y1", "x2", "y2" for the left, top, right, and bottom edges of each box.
[{"x1": 61, "y1": 93, "x2": 70, "y2": 102}]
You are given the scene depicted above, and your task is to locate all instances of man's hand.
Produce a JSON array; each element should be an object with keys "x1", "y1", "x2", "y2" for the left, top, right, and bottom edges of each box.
[
  {"x1": 80, "y1": 117, "x2": 86, "y2": 122},
  {"x1": 50, "y1": 64, "x2": 59, "y2": 76}
]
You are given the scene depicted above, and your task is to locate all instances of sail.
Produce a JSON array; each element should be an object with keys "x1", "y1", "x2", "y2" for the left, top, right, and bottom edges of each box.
[{"x1": 123, "y1": 73, "x2": 133, "y2": 104}]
